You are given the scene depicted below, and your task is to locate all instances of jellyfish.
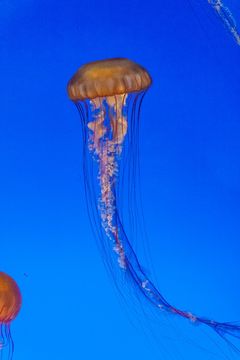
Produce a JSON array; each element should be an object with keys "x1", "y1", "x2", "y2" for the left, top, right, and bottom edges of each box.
[
  {"x1": 0, "y1": 272, "x2": 21, "y2": 359},
  {"x1": 207, "y1": 0, "x2": 240, "y2": 45},
  {"x1": 67, "y1": 58, "x2": 240, "y2": 352}
]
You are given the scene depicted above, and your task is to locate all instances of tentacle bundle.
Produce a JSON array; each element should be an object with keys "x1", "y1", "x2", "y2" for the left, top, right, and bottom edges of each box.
[{"x1": 87, "y1": 95, "x2": 128, "y2": 269}]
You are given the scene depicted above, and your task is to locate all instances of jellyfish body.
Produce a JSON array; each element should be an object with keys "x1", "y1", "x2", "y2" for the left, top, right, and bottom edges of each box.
[
  {"x1": 0, "y1": 272, "x2": 21, "y2": 359},
  {"x1": 67, "y1": 58, "x2": 240, "y2": 352}
]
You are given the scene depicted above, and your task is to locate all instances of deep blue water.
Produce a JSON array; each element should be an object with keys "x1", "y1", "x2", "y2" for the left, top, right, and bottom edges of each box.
[{"x1": 1, "y1": 0, "x2": 240, "y2": 359}]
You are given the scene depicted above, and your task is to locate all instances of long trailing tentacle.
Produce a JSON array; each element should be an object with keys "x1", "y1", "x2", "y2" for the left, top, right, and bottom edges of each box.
[
  {"x1": 76, "y1": 91, "x2": 240, "y2": 353},
  {"x1": 208, "y1": 0, "x2": 240, "y2": 45}
]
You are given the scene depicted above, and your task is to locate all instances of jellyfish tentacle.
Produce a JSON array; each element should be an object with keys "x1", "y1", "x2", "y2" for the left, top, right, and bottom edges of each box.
[
  {"x1": 0, "y1": 323, "x2": 14, "y2": 360},
  {"x1": 115, "y1": 206, "x2": 240, "y2": 350},
  {"x1": 85, "y1": 92, "x2": 240, "y2": 352},
  {"x1": 208, "y1": 0, "x2": 240, "y2": 45}
]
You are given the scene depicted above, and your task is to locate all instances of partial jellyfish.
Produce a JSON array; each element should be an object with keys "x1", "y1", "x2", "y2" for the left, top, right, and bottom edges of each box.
[
  {"x1": 207, "y1": 0, "x2": 240, "y2": 45},
  {"x1": 67, "y1": 58, "x2": 240, "y2": 352},
  {"x1": 0, "y1": 272, "x2": 21, "y2": 359}
]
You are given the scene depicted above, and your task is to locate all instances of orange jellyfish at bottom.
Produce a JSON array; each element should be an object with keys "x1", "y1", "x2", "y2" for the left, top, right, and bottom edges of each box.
[{"x1": 0, "y1": 272, "x2": 21, "y2": 359}]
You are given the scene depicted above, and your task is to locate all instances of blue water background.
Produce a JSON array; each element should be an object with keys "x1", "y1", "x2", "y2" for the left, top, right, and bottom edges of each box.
[{"x1": 0, "y1": 0, "x2": 240, "y2": 359}]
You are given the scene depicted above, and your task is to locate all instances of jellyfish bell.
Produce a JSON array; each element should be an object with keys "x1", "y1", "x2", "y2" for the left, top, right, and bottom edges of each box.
[
  {"x1": 0, "y1": 272, "x2": 21, "y2": 358},
  {"x1": 67, "y1": 58, "x2": 152, "y2": 101},
  {"x1": 0, "y1": 272, "x2": 21, "y2": 323}
]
